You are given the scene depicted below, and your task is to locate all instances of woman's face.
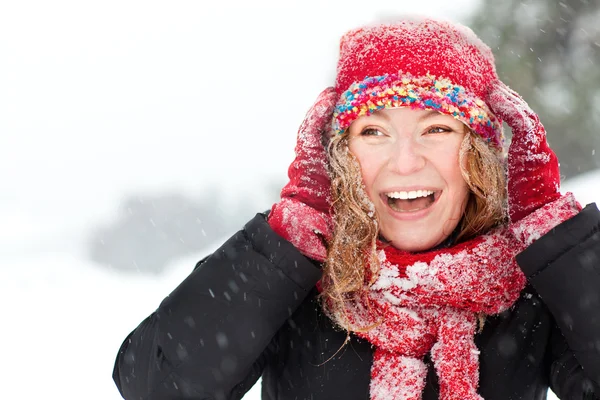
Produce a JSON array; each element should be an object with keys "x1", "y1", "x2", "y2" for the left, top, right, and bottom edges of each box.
[{"x1": 347, "y1": 107, "x2": 470, "y2": 252}]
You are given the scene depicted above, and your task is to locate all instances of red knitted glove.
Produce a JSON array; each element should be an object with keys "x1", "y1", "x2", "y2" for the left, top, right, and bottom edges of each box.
[
  {"x1": 487, "y1": 81, "x2": 563, "y2": 223},
  {"x1": 268, "y1": 87, "x2": 337, "y2": 262},
  {"x1": 487, "y1": 82, "x2": 581, "y2": 244},
  {"x1": 510, "y1": 192, "x2": 581, "y2": 247}
]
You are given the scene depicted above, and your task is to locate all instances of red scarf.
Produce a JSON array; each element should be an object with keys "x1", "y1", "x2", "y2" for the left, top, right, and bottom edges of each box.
[{"x1": 326, "y1": 227, "x2": 527, "y2": 400}]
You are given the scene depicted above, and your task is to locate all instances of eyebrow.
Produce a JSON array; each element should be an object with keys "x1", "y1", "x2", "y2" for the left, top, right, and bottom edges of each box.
[
  {"x1": 369, "y1": 109, "x2": 442, "y2": 121},
  {"x1": 366, "y1": 110, "x2": 392, "y2": 122},
  {"x1": 417, "y1": 110, "x2": 444, "y2": 121}
]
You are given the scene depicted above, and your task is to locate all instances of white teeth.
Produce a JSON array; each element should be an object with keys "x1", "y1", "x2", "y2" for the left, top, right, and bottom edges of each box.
[{"x1": 386, "y1": 190, "x2": 434, "y2": 200}]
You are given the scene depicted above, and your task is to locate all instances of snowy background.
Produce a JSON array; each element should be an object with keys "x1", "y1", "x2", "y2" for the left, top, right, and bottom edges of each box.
[{"x1": 1, "y1": 1, "x2": 597, "y2": 399}]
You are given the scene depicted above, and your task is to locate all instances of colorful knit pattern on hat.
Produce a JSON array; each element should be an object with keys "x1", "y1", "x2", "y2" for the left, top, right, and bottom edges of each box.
[
  {"x1": 332, "y1": 73, "x2": 503, "y2": 148},
  {"x1": 332, "y1": 18, "x2": 505, "y2": 148}
]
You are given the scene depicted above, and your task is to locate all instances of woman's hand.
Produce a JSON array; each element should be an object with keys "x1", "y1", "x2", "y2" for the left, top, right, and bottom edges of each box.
[
  {"x1": 268, "y1": 87, "x2": 338, "y2": 262},
  {"x1": 487, "y1": 81, "x2": 581, "y2": 245}
]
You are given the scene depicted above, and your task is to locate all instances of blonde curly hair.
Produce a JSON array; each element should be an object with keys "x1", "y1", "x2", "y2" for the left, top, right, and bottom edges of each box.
[{"x1": 320, "y1": 126, "x2": 507, "y2": 324}]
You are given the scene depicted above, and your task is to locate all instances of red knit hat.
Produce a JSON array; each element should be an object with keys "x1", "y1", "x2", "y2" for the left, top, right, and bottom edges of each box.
[{"x1": 332, "y1": 18, "x2": 504, "y2": 148}]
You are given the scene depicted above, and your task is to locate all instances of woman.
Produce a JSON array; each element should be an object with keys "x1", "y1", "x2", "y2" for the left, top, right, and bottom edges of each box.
[{"x1": 112, "y1": 18, "x2": 600, "y2": 399}]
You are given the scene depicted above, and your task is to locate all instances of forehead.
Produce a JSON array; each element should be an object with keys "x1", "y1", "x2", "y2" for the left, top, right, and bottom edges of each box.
[{"x1": 353, "y1": 108, "x2": 465, "y2": 127}]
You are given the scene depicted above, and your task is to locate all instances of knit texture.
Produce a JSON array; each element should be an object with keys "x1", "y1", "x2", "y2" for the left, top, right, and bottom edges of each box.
[
  {"x1": 318, "y1": 17, "x2": 581, "y2": 400},
  {"x1": 326, "y1": 228, "x2": 528, "y2": 400},
  {"x1": 332, "y1": 18, "x2": 504, "y2": 147},
  {"x1": 268, "y1": 87, "x2": 337, "y2": 262},
  {"x1": 333, "y1": 74, "x2": 503, "y2": 148},
  {"x1": 487, "y1": 82, "x2": 562, "y2": 223}
]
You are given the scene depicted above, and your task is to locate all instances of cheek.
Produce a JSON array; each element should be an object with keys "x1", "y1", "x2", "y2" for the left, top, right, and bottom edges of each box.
[
  {"x1": 436, "y1": 147, "x2": 468, "y2": 196},
  {"x1": 451, "y1": 158, "x2": 467, "y2": 188},
  {"x1": 448, "y1": 157, "x2": 469, "y2": 206},
  {"x1": 349, "y1": 147, "x2": 383, "y2": 198},
  {"x1": 356, "y1": 158, "x2": 377, "y2": 187}
]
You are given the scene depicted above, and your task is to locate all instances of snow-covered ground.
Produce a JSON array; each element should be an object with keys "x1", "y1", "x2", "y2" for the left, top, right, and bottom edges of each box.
[
  {"x1": 2, "y1": 1, "x2": 597, "y2": 399},
  {"x1": 0, "y1": 242, "x2": 266, "y2": 399}
]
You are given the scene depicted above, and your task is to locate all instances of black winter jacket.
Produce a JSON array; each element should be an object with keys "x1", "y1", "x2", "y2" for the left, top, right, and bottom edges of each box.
[{"x1": 113, "y1": 204, "x2": 600, "y2": 400}]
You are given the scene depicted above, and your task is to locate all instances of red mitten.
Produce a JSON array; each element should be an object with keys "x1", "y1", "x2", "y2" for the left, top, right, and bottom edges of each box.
[
  {"x1": 487, "y1": 82, "x2": 581, "y2": 244},
  {"x1": 510, "y1": 192, "x2": 581, "y2": 247},
  {"x1": 487, "y1": 81, "x2": 561, "y2": 223},
  {"x1": 268, "y1": 87, "x2": 338, "y2": 262}
]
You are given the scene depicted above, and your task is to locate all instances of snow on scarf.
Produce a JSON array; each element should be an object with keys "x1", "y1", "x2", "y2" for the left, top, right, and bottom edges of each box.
[{"x1": 327, "y1": 227, "x2": 527, "y2": 400}]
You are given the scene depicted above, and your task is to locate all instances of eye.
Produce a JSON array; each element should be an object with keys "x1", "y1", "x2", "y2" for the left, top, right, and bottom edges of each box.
[
  {"x1": 361, "y1": 128, "x2": 385, "y2": 136},
  {"x1": 426, "y1": 125, "x2": 452, "y2": 134}
]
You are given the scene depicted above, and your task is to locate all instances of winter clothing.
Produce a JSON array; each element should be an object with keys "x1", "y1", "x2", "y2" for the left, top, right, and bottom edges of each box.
[
  {"x1": 330, "y1": 18, "x2": 570, "y2": 227},
  {"x1": 327, "y1": 18, "x2": 582, "y2": 400},
  {"x1": 329, "y1": 193, "x2": 581, "y2": 400},
  {"x1": 332, "y1": 19, "x2": 503, "y2": 147},
  {"x1": 112, "y1": 17, "x2": 600, "y2": 400},
  {"x1": 267, "y1": 88, "x2": 337, "y2": 262},
  {"x1": 487, "y1": 82, "x2": 563, "y2": 223},
  {"x1": 112, "y1": 207, "x2": 600, "y2": 400},
  {"x1": 335, "y1": 228, "x2": 528, "y2": 400}
]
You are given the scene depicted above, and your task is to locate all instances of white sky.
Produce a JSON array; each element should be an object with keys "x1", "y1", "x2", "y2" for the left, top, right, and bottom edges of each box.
[{"x1": 0, "y1": 0, "x2": 483, "y2": 255}]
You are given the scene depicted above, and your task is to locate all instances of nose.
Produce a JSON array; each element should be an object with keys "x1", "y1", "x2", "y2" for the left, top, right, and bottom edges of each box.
[{"x1": 388, "y1": 137, "x2": 426, "y2": 175}]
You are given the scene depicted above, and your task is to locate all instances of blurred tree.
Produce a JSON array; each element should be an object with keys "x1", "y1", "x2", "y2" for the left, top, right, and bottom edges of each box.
[
  {"x1": 88, "y1": 180, "x2": 284, "y2": 274},
  {"x1": 89, "y1": 189, "x2": 238, "y2": 274},
  {"x1": 469, "y1": 0, "x2": 600, "y2": 179}
]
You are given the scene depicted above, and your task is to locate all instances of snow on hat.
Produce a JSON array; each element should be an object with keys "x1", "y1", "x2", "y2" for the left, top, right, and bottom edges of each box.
[{"x1": 332, "y1": 17, "x2": 504, "y2": 148}]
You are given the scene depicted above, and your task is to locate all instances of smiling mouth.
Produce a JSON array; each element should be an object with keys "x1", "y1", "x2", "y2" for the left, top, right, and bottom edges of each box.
[{"x1": 384, "y1": 190, "x2": 439, "y2": 213}]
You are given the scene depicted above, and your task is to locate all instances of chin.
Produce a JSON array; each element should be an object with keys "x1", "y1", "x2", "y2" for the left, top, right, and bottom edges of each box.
[
  {"x1": 390, "y1": 240, "x2": 439, "y2": 253},
  {"x1": 378, "y1": 214, "x2": 462, "y2": 252},
  {"x1": 380, "y1": 222, "x2": 454, "y2": 252},
  {"x1": 384, "y1": 234, "x2": 443, "y2": 252}
]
